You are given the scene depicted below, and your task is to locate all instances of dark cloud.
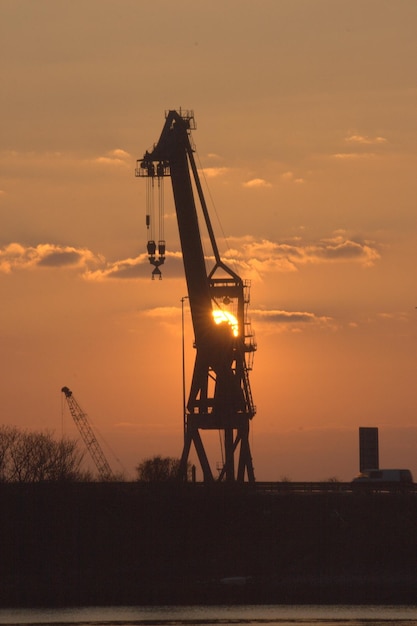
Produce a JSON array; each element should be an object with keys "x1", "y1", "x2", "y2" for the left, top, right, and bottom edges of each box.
[{"x1": 37, "y1": 250, "x2": 83, "y2": 267}]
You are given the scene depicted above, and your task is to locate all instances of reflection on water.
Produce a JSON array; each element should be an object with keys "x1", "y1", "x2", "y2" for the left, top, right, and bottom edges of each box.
[{"x1": 1, "y1": 605, "x2": 417, "y2": 625}]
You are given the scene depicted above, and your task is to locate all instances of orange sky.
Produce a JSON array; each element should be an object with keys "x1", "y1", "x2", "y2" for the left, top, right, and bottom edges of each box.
[{"x1": 1, "y1": 0, "x2": 416, "y2": 481}]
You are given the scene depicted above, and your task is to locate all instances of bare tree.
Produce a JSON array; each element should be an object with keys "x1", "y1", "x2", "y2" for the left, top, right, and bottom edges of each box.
[{"x1": 0, "y1": 425, "x2": 88, "y2": 482}]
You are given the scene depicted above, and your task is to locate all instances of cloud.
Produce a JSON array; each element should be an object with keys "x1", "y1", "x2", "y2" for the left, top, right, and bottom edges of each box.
[
  {"x1": 313, "y1": 236, "x2": 380, "y2": 265},
  {"x1": 252, "y1": 308, "x2": 334, "y2": 331},
  {"x1": 84, "y1": 251, "x2": 184, "y2": 281},
  {"x1": 345, "y1": 134, "x2": 388, "y2": 145},
  {"x1": 138, "y1": 305, "x2": 185, "y2": 335},
  {"x1": 332, "y1": 152, "x2": 377, "y2": 160},
  {"x1": 0, "y1": 242, "x2": 184, "y2": 281},
  {"x1": 201, "y1": 167, "x2": 229, "y2": 178},
  {"x1": 280, "y1": 171, "x2": 305, "y2": 184},
  {"x1": 0, "y1": 232, "x2": 380, "y2": 282},
  {"x1": 0, "y1": 149, "x2": 132, "y2": 180},
  {"x1": 84, "y1": 255, "x2": 148, "y2": 280},
  {"x1": 222, "y1": 234, "x2": 380, "y2": 278},
  {"x1": 141, "y1": 306, "x2": 181, "y2": 319},
  {"x1": 37, "y1": 250, "x2": 88, "y2": 268},
  {"x1": 243, "y1": 178, "x2": 272, "y2": 188},
  {"x1": 93, "y1": 148, "x2": 131, "y2": 166},
  {"x1": 331, "y1": 134, "x2": 388, "y2": 161},
  {"x1": 0, "y1": 243, "x2": 102, "y2": 273},
  {"x1": 207, "y1": 153, "x2": 223, "y2": 160},
  {"x1": 377, "y1": 311, "x2": 409, "y2": 323}
]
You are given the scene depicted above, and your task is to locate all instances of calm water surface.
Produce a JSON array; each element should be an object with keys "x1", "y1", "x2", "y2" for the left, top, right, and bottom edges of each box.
[{"x1": 1, "y1": 605, "x2": 417, "y2": 626}]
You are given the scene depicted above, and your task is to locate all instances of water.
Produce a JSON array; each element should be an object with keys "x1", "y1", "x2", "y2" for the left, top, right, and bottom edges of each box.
[{"x1": 1, "y1": 605, "x2": 417, "y2": 626}]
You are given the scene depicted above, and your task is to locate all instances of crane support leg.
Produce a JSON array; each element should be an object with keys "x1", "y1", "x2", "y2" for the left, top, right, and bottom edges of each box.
[
  {"x1": 215, "y1": 422, "x2": 254, "y2": 483},
  {"x1": 179, "y1": 420, "x2": 214, "y2": 482}
]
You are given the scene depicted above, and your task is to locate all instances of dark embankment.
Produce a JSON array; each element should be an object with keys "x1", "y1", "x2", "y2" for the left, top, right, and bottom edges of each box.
[{"x1": 1, "y1": 482, "x2": 417, "y2": 606}]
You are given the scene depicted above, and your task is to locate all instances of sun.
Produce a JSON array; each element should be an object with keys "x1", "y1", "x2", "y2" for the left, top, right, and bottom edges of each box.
[{"x1": 212, "y1": 309, "x2": 239, "y2": 337}]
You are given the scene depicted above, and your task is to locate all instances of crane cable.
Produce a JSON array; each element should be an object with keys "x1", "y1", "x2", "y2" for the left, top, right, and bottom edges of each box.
[
  {"x1": 146, "y1": 175, "x2": 155, "y2": 242},
  {"x1": 158, "y1": 174, "x2": 164, "y2": 243},
  {"x1": 195, "y1": 149, "x2": 239, "y2": 276}
]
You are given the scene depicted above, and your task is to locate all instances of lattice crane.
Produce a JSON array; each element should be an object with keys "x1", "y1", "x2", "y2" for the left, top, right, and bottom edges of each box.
[
  {"x1": 61, "y1": 386, "x2": 113, "y2": 480},
  {"x1": 136, "y1": 110, "x2": 257, "y2": 482}
]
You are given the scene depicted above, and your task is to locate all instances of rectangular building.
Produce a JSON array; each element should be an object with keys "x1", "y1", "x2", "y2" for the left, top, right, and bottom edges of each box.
[{"x1": 359, "y1": 427, "x2": 379, "y2": 472}]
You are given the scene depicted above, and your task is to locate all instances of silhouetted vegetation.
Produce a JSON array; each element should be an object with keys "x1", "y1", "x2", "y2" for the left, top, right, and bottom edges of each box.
[
  {"x1": 135, "y1": 455, "x2": 188, "y2": 481},
  {"x1": 0, "y1": 425, "x2": 89, "y2": 482}
]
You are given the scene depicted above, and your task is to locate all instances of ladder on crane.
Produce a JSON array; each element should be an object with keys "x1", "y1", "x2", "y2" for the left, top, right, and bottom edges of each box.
[{"x1": 61, "y1": 386, "x2": 113, "y2": 480}]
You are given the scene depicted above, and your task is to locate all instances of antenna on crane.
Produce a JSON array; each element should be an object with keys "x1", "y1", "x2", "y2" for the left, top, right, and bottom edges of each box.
[{"x1": 61, "y1": 386, "x2": 114, "y2": 481}]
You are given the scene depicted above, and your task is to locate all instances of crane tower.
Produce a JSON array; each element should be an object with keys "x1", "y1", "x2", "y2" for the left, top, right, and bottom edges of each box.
[
  {"x1": 136, "y1": 110, "x2": 257, "y2": 482},
  {"x1": 61, "y1": 386, "x2": 113, "y2": 480}
]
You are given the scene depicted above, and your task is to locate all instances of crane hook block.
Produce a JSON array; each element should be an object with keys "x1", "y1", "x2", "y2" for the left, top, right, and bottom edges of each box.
[
  {"x1": 158, "y1": 240, "x2": 166, "y2": 258},
  {"x1": 152, "y1": 266, "x2": 162, "y2": 280},
  {"x1": 147, "y1": 239, "x2": 165, "y2": 278},
  {"x1": 147, "y1": 240, "x2": 156, "y2": 260}
]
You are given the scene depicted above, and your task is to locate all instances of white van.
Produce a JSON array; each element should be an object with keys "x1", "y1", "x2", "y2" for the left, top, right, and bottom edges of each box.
[{"x1": 352, "y1": 469, "x2": 413, "y2": 484}]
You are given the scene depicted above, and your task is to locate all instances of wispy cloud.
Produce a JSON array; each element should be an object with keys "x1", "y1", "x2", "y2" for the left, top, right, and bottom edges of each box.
[
  {"x1": 141, "y1": 306, "x2": 181, "y2": 319},
  {"x1": 331, "y1": 133, "x2": 388, "y2": 161},
  {"x1": 201, "y1": 166, "x2": 229, "y2": 178},
  {"x1": 0, "y1": 148, "x2": 133, "y2": 182},
  {"x1": 92, "y1": 148, "x2": 131, "y2": 166},
  {"x1": 84, "y1": 251, "x2": 184, "y2": 281},
  {"x1": 332, "y1": 152, "x2": 378, "y2": 160},
  {"x1": 252, "y1": 308, "x2": 335, "y2": 332},
  {"x1": 345, "y1": 134, "x2": 388, "y2": 145},
  {"x1": 243, "y1": 178, "x2": 272, "y2": 188},
  {"x1": 377, "y1": 311, "x2": 409, "y2": 323},
  {"x1": 280, "y1": 171, "x2": 305, "y2": 184},
  {"x1": 254, "y1": 309, "x2": 330, "y2": 324}
]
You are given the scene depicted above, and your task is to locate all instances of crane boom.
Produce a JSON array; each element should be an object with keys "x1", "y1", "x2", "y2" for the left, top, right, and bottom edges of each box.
[
  {"x1": 136, "y1": 110, "x2": 257, "y2": 482},
  {"x1": 61, "y1": 386, "x2": 113, "y2": 480}
]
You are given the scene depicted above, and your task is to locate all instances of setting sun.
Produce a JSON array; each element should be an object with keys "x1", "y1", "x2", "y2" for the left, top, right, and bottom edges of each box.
[{"x1": 212, "y1": 309, "x2": 239, "y2": 337}]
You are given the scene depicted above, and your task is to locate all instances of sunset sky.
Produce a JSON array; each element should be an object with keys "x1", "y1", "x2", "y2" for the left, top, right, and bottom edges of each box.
[{"x1": 1, "y1": 0, "x2": 416, "y2": 481}]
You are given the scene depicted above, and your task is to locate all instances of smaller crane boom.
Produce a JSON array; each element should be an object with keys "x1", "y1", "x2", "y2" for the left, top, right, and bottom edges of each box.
[{"x1": 61, "y1": 386, "x2": 113, "y2": 480}]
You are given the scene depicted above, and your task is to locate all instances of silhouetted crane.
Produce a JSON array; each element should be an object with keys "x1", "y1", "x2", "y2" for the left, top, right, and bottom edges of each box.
[
  {"x1": 136, "y1": 110, "x2": 257, "y2": 482},
  {"x1": 61, "y1": 386, "x2": 113, "y2": 480}
]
